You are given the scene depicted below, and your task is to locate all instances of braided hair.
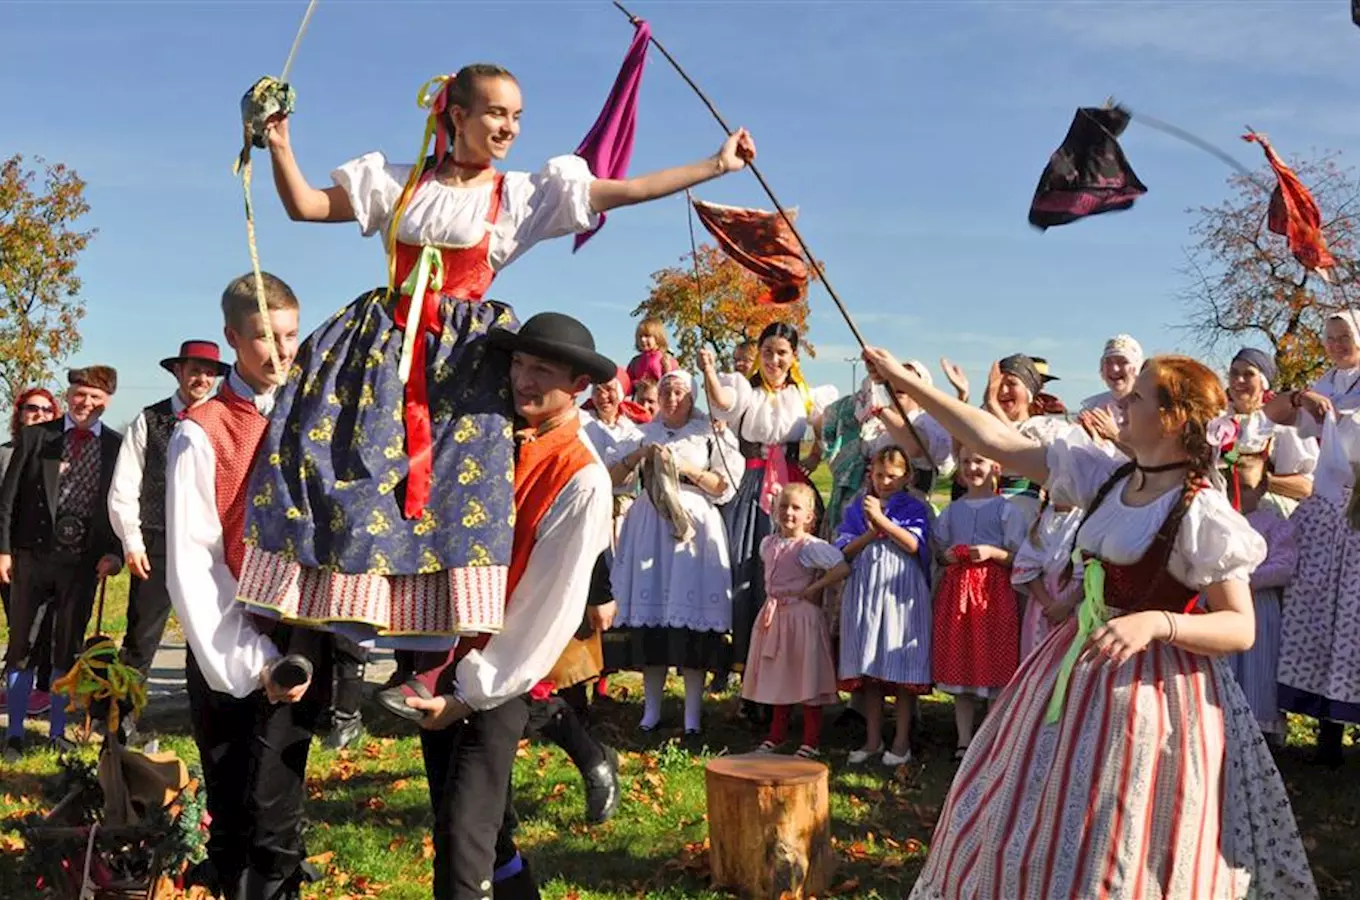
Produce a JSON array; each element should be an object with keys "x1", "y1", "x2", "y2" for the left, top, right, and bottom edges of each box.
[{"x1": 1060, "y1": 355, "x2": 1227, "y2": 585}]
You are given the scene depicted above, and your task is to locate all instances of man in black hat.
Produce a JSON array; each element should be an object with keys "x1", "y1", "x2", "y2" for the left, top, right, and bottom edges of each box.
[
  {"x1": 0, "y1": 366, "x2": 124, "y2": 758},
  {"x1": 108, "y1": 340, "x2": 227, "y2": 736},
  {"x1": 401, "y1": 312, "x2": 614, "y2": 900}
]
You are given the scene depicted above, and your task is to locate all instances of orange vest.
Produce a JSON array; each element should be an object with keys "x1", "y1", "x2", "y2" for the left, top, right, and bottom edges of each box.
[
  {"x1": 452, "y1": 415, "x2": 596, "y2": 668},
  {"x1": 184, "y1": 383, "x2": 269, "y2": 580}
]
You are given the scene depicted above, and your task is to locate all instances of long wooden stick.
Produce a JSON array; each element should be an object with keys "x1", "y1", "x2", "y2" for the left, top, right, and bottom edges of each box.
[{"x1": 614, "y1": 1, "x2": 937, "y2": 469}]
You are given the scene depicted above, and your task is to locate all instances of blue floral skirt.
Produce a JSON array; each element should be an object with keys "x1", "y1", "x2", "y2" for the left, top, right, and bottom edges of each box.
[{"x1": 236, "y1": 288, "x2": 518, "y2": 646}]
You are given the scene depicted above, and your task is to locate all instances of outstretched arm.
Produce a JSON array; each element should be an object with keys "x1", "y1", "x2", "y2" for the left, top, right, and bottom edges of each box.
[
  {"x1": 589, "y1": 129, "x2": 755, "y2": 213},
  {"x1": 264, "y1": 116, "x2": 357, "y2": 223},
  {"x1": 864, "y1": 347, "x2": 1049, "y2": 484}
]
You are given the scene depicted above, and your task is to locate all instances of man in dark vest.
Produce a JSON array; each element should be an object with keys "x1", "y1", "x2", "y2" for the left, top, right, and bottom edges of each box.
[
  {"x1": 108, "y1": 340, "x2": 227, "y2": 739},
  {"x1": 1, "y1": 366, "x2": 124, "y2": 758}
]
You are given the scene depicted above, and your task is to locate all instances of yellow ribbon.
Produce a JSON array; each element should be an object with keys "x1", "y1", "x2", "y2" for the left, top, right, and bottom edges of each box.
[
  {"x1": 384, "y1": 75, "x2": 453, "y2": 298},
  {"x1": 1044, "y1": 553, "x2": 1109, "y2": 724},
  {"x1": 396, "y1": 245, "x2": 446, "y2": 385},
  {"x1": 50, "y1": 638, "x2": 148, "y2": 737}
]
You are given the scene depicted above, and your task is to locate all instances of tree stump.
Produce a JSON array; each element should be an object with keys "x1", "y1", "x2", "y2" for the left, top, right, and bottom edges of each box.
[{"x1": 704, "y1": 754, "x2": 834, "y2": 899}]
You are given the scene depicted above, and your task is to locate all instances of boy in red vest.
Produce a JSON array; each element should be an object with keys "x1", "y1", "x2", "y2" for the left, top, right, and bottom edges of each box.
[
  {"x1": 403, "y1": 312, "x2": 613, "y2": 900},
  {"x1": 166, "y1": 272, "x2": 319, "y2": 900}
]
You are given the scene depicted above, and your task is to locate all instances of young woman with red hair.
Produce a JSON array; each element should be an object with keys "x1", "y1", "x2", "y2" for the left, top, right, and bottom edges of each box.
[{"x1": 864, "y1": 347, "x2": 1316, "y2": 900}]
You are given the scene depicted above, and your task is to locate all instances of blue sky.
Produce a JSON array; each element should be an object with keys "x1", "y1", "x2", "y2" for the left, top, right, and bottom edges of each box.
[{"x1": 3, "y1": 0, "x2": 1357, "y2": 426}]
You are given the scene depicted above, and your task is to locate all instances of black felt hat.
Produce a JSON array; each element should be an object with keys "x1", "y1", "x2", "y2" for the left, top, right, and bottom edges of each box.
[{"x1": 488, "y1": 312, "x2": 616, "y2": 384}]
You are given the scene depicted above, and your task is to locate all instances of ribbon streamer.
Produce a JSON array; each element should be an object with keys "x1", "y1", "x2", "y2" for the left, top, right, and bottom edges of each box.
[{"x1": 611, "y1": 1, "x2": 935, "y2": 470}]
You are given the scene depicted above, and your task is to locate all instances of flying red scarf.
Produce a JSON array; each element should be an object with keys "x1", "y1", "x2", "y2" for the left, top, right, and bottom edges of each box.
[
  {"x1": 1242, "y1": 132, "x2": 1336, "y2": 276},
  {"x1": 691, "y1": 198, "x2": 809, "y2": 305}
]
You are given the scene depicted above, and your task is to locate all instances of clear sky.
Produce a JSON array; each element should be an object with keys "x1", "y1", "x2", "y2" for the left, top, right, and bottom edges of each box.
[{"x1": 3, "y1": 0, "x2": 1356, "y2": 427}]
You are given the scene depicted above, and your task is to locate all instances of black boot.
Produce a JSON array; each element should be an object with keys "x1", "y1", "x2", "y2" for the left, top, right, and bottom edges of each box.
[
  {"x1": 1317, "y1": 719, "x2": 1345, "y2": 768},
  {"x1": 583, "y1": 746, "x2": 620, "y2": 825}
]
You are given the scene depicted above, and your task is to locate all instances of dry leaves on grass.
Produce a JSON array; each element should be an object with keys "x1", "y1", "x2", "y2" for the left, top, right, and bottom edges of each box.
[{"x1": 305, "y1": 850, "x2": 388, "y2": 899}]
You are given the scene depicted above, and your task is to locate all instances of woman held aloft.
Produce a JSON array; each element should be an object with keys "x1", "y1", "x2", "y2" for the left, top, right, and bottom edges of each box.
[
  {"x1": 242, "y1": 64, "x2": 757, "y2": 698},
  {"x1": 1225, "y1": 347, "x2": 1315, "y2": 517},
  {"x1": 1264, "y1": 309, "x2": 1360, "y2": 766},
  {"x1": 608, "y1": 370, "x2": 740, "y2": 736},
  {"x1": 699, "y1": 325, "x2": 837, "y2": 720},
  {"x1": 864, "y1": 345, "x2": 1316, "y2": 900}
]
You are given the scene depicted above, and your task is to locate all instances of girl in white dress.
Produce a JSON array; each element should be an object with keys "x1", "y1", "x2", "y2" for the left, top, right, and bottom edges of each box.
[
  {"x1": 865, "y1": 346, "x2": 1316, "y2": 900},
  {"x1": 609, "y1": 370, "x2": 740, "y2": 735},
  {"x1": 237, "y1": 63, "x2": 758, "y2": 681}
]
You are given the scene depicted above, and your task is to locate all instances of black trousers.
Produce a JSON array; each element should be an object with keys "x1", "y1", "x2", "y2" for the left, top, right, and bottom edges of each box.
[
  {"x1": 4, "y1": 549, "x2": 97, "y2": 676},
  {"x1": 0, "y1": 580, "x2": 53, "y2": 688},
  {"x1": 186, "y1": 637, "x2": 329, "y2": 900},
  {"x1": 421, "y1": 696, "x2": 530, "y2": 900},
  {"x1": 120, "y1": 533, "x2": 171, "y2": 677},
  {"x1": 525, "y1": 687, "x2": 605, "y2": 775}
]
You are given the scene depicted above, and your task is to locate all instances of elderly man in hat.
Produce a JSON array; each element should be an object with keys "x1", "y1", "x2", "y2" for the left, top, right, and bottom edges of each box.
[
  {"x1": 0, "y1": 366, "x2": 124, "y2": 758},
  {"x1": 106, "y1": 340, "x2": 228, "y2": 739},
  {"x1": 400, "y1": 312, "x2": 614, "y2": 900}
]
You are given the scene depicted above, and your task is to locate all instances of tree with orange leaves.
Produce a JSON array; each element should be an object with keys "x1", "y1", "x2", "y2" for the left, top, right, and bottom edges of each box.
[
  {"x1": 0, "y1": 155, "x2": 95, "y2": 407},
  {"x1": 633, "y1": 243, "x2": 813, "y2": 370},
  {"x1": 1180, "y1": 150, "x2": 1359, "y2": 388}
]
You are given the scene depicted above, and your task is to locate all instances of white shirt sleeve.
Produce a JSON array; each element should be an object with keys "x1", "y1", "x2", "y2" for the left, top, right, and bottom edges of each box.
[
  {"x1": 1044, "y1": 433, "x2": 1126, "y2": 509},
  {"x1": 165, "y1": 421, "x2": 279, "y2": 699},
  {"x1": 331, "y1": 152, "x2": 412, "y2": 238},
  {"x1": 455, "y1": 461, "x2": 612, "y2": 711},
  {"x1": 108, "y1": 411, "x2": 149, "y2": 555},
  {"x1": 1169, "y1": 489, "x2": 1267, "y2": 588},
  {"x1": 498, "y1": 155, "x2": 601, "y2": 266}
]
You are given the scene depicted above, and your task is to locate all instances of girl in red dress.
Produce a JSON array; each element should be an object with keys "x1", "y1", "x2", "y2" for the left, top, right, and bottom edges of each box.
[{"x1": 931, "y1": 447, "x2": 1025, "y2": 758}]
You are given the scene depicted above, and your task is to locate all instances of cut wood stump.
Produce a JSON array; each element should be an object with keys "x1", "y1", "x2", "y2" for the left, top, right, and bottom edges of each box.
[{"x1": 704, "y1": 754, "x2": 834, "y2": 899}]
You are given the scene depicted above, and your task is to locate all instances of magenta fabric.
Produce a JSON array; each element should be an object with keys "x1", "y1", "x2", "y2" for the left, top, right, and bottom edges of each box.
[{"x1": 573, "y1": 19, "x2": 651, "y2": 251}]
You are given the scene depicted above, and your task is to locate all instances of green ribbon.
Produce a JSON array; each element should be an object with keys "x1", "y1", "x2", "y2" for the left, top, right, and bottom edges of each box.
[
  {"x1": 1045, "y1": 553, "x2": 1110, "y2": 724},
  {"x1": 396, "y1": 245, "x2": 445, "y2": 385}
]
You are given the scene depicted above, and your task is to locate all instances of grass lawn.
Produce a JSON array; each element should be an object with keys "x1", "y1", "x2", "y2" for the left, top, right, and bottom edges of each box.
[
  {"x1": 2, "y1": 474, "x2": 1358, "y2": 897},
  {"x1": 2, "y1": 673, "x2": 1359, "y2": 898}
]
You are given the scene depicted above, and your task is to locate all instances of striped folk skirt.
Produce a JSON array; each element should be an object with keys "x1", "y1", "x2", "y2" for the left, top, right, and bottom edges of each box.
[
  {"x1": 909, "y1": 618, "x2": 1317, "y2": 900},
  {"x1": 837, "y1": 540, "x2": 933, "y2": 691}
]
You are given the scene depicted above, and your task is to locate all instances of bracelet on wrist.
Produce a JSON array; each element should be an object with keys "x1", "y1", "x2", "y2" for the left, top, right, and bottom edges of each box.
[{"x1": 1162, "y1": 610, "x2": 1178, "y2": 644}]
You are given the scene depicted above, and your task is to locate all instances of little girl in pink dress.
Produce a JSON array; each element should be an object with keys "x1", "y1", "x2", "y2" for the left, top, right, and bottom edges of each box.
[{"x1": 742, "y1": 483, "x2": 848, "y2": 758}]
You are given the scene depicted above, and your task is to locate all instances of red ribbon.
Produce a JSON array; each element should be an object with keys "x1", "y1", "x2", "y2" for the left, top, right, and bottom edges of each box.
[{"x1": 393, "y1": 289, "x2": 443, "y2": 520}]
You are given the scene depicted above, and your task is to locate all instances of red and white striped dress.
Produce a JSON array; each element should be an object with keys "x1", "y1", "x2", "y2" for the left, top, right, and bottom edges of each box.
[{"x1": 910, "y1": 437, "x2": 1317, "y2": 900}]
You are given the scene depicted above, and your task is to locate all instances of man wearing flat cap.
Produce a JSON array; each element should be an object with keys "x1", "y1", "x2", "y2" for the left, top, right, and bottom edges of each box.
[
  {"x1": 397, "y1": 312, "x2": 614, "y2": 900},
  {"x1": 0, "y1": 365, "x2": 124, "y2": 758},
  {"x1": 107, "y1": 341, "x2": 228, "y2": 739}
]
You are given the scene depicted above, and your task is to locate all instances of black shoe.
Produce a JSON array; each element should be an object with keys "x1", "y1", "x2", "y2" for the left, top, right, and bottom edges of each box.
[
  {"x1": 270, "y1": 654, "x2": 313, "y2": 690},
  {"x1": 706, "y1": 672, "x2": 732, "y2": 697},
  {"x1": 583, "y1": 746, "x2": 620, "y2": 825},
  {"x1": 324, "y1": 710, "x2": 364, "y2": 750},
  {"x1": 3, "y1": 735, "x2": 23, "y2": 763}
]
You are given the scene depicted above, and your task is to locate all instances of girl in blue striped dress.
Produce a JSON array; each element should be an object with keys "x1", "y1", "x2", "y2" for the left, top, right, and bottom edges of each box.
[
  {"x1": 1229, "y1": 450, "x2": 1297, "y2": 740},
  {"x1": 836, "y1": 445, "x2": 934, "y2": 766}
]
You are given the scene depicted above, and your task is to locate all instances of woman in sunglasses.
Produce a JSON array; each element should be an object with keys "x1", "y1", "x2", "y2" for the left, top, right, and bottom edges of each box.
[
  {"x1": 2, "y1": 388, "x2": 61, "y2": 477},
  {"x1": 0, "y1": 387, "x2": 61, "y2": 718}
]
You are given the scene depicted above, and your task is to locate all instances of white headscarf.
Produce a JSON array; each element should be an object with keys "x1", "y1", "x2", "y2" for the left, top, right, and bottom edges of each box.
[
  {"x1": 1326, "y1": 309, "x2": 1360, "y2": 345},
  {"x1": 659, "y1": 368, "x2": 694, "y2": 395},
  {"x1": 1101, "y1": 334, "x2": 1144, "y2": 372},
  {"x1": 903, "y1": 359, "x2": 934, "y2": 387}
]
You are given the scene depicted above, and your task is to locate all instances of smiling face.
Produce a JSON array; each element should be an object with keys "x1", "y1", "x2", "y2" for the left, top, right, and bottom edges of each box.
[
  {"x1": 658, "y1": 377, "x2": 693, "y2": 426},
  {"x1": 450, "y1": 74, "x2": 521, "y2": 164},
  {"x1": 175, "y1": 359, "x2": 220, "y2": 405},
  {"x1": 995, "y1": 373, "x2": 1031, "y2": 421},
  {"x1": 1228, "y1": 361, "x2": 1267, "y2": 413},
  {"x1": 66, "y1": 385, "x2": 109, "y2": 428},
  {"x1": 759, "y1": 336, "x2": 795, "y2": 386},
  {"x1": 1324, "y1": 317, "x2": 1360, "y2": 369},
  {"x1": 774, "y1": 485, "x2": 817, "y2": 538},
  {"x1": 592, "y1": 379, "x2": 622, "y2": 421},
  {"x1": 510, "y1": 352, "x2": 588, "y2": 425},
  {"x1": 1101, "y1": 353, "x2": 1138, "y2": 398},
  {"x1": 226, "y1": 308, "x2": 300, "y2": 392},
  {"x1": 957, "y1": 450, "x2": 997, "y2": 491},
  {"x1": 633, "y1": 382, "x2": 659, "y2": 418},
  {"x1": 18, "y1": 393, "x2": 56, "y2": 427}
]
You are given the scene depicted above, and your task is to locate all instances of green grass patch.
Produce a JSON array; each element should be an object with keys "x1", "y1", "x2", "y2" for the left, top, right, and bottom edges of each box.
[{"x1": 2, "y1": 680, "x2": 1358, "y2": 898}]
